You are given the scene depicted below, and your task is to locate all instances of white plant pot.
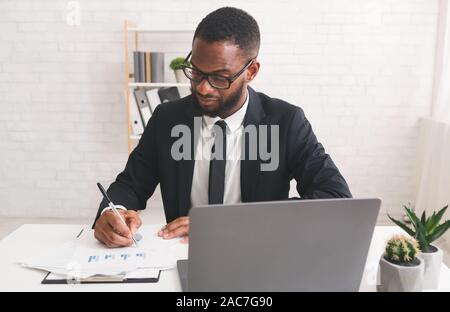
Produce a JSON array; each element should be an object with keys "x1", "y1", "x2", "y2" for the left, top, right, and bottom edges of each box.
[
  {"x1": 377, "y1": 257, "x2": 424, "y2": 292},
  {"x1": 421, "y1": 246, "x2": 443, "y2": 289},
  {"x1": 174, "y1": 69, "x2": 188, "y2": 83}
]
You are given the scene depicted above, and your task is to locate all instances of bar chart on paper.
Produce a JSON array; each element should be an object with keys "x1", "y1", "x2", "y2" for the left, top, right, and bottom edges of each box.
[
  {"x1": 87, "y1": 252, "x2": 147, "y2": 263},
  {"x1": 74, "y1": 224, "x2": 188, "y2": 271}
]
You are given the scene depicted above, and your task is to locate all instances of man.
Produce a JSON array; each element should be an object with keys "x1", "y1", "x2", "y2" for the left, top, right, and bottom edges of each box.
[{"x1": 93, "y1": 7, "x2": 351, "y2": 247}]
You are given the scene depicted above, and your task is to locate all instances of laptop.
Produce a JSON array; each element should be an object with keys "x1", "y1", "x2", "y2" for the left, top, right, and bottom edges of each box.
[{"x1": 177, "y1": 198, "x2": 381, "y2": 292}]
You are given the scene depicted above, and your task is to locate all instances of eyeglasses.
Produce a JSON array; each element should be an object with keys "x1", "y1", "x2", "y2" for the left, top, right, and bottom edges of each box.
[{"x1": 181, "y1": 51, "x2": 255, "y2": 90}]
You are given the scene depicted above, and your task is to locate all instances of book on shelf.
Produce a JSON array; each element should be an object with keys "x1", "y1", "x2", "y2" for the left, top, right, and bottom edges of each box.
[{"x1": 133, "y1": 51, "x2": 164, "y2": 83}]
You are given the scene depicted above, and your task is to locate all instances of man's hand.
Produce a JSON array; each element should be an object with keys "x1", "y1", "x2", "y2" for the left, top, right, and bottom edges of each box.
[
  {"x1": 158, "y1": 216, "x2": 189, "y2": 243},
  {"x1": 94, "y1": 210, "x2": 142, "y2": 248}
]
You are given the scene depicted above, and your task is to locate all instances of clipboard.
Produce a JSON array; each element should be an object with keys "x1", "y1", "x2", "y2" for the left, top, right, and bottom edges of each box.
[{"x1": 41, "y1": 270, "x2": 161, "y2": 284}]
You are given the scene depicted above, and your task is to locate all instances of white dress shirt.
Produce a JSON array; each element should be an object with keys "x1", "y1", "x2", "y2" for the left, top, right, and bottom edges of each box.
[{"x1": 190, "y1": 91, "x2": 249, "y2": 207}]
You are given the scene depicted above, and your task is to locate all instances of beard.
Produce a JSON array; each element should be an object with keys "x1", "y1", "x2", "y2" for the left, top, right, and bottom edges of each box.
[{"x1": 191, "y1": 82, "x2": 245, "y2": 117}]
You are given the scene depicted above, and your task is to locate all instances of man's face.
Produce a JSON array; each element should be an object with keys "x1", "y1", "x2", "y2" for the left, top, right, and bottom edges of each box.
[{"x1": 189, "y1": 38, "x2": 258, "y2": 117}]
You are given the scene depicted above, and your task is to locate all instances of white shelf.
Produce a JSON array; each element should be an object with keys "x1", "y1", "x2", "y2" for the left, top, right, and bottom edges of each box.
[
  {"x1": 128, "y1": 82, "x2": 190, "y2": 88},
  {"x1": 124, "y1": 20, "x2": 193, "y2": 153},
  {"x1": 127, "y1": 28, "x2": 192, "y2": 34}
]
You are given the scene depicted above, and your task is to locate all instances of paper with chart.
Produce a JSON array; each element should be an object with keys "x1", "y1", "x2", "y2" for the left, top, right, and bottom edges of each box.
[{"x1": 19, "y1": 224, "x2": 188, "y2": 279}]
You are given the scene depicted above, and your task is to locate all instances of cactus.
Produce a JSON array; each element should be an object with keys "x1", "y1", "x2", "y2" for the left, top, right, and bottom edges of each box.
[{"x1": 384, "y1": 235, "x2": 420, "y2": 264}]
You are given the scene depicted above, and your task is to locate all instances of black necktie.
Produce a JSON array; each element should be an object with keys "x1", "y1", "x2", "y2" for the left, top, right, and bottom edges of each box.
[{"x1": 208, "y1": 120, "x2": 227, "y2": 204}]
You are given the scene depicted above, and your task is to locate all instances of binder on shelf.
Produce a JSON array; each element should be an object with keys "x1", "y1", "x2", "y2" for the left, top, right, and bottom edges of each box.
[
  {"x1": 139, "y1": 52, "x2": 146, "y2": 83},
  {"x1": 129, "y1": 91, "x2": 144, "y2": 135},
  {"x1": 145, "y1": 52, "x2": 151, "y2": 83},
  {"x1": 133, "y1": 51, "x2": 140, "y2": 83},
  {"x1": 145, "y1": 88, "x2": 161, "y2": 113},
  {"x1": 133, "y1": 51, "x2": 164, "y2": 83},
  {"x1": 177, "y1": 86, "x2": 191, "y2": 98},
  {"x1": 144, "y1": 87, "x2": 183, "y2": 114},
  {"x1": 150, "y1": 52, "x2": 164, "y2": 82},
  {"x1": 134, "y1": 88, "x2": 152, "y2": 126},
  {"x1": 158, "y1": 86, "x2": 181, "y2": 103}
]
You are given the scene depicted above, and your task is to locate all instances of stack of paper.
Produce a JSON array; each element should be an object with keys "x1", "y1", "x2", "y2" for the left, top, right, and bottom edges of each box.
[{"x1": 19, "y1": 224, "x2": 188, "y2": 279}]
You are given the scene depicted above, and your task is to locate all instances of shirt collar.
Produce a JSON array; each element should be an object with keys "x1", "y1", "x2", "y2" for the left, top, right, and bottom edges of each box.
[{"x1": 203, "y1": 90, "x2": 249, "y2": 133}]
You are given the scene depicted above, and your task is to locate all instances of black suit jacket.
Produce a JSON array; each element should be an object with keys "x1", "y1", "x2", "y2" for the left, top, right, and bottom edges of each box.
[{"x1": 94, "y1": 87, "x2": 351, "y2": 225}]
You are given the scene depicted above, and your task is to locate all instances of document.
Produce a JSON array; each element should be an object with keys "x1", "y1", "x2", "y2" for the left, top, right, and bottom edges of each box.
[{"x1": 19, "y1": 224, "x2": 188, "y2": 279}]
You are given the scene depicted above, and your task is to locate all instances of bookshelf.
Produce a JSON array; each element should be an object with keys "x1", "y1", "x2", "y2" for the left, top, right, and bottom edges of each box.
[{"x1": 123, "y1": 20, "x2": 192, "y2": 153}]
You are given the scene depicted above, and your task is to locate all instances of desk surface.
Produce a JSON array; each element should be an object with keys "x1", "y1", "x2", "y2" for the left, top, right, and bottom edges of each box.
[{"x1": 0, "y1": 224, "x2": 449, "y2": 292}]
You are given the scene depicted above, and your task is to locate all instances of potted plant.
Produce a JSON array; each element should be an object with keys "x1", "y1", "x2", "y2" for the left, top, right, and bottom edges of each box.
[
  {"x1": 388, "y1": 204, "x2": 450, "y2": 289},
  {"x1": 377, "y1": 234, "x2": 424, "y2": 292},
  {"x1": 170, "y1": 57, "x2": 190, "y2": 83}
]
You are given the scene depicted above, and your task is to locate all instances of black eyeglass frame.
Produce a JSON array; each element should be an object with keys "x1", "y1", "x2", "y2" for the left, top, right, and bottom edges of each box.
[{"x1": 180, "y1": 51, "x2": 256, "y2": 90}]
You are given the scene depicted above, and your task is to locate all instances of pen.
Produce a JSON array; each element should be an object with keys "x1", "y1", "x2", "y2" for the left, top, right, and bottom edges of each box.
[
  {"x1": 76, "y1": 228, "x2": 84, "y2": 238},
  {"x1": 96, "y1": 182, "x2": 138, "y2": 247}
]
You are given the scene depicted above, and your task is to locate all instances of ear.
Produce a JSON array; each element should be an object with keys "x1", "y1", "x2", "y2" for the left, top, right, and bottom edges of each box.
[{"x1": 246, "y1": 60, "x2": 260, "y2": 82}]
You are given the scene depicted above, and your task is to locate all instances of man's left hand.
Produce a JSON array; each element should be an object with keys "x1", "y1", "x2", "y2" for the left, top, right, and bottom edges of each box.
[{"x1": 158, "y1": 216, "x2": 189, "y2": 243}]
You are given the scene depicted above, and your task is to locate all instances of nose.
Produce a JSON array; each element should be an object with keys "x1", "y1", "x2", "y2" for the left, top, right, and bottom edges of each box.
[{"x1": 194, "y1": 77, "x2": 216, "y2": 96}]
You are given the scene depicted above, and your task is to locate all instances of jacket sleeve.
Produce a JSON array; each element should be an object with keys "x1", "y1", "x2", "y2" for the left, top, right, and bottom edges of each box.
[
  {"x1": 286, "y1": 108, "x2": 352, "y2": 199},
  {"x1": 92, "y1": 106, "x2": 161, "y2": 227}
]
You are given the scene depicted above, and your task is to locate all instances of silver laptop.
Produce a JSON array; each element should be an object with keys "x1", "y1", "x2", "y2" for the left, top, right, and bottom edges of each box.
[{"x1": 177, "y1": 198, "x2": 381, "y2": 292}]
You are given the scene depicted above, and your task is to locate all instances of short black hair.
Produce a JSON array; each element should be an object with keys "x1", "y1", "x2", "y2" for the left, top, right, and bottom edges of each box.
[{"x1": 194, "y1": 7, "x2": 260, "y2": 58}]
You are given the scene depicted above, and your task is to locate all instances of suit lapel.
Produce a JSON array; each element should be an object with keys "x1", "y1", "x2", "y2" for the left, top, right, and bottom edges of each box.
[{"x1": 241, "y1": 87, "x2": 266, "y2": 202}]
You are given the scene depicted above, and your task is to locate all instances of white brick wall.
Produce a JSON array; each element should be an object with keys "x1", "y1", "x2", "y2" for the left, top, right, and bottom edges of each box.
[{"x1": 0, "y1": 0, "x2": 439, "y2": 221}]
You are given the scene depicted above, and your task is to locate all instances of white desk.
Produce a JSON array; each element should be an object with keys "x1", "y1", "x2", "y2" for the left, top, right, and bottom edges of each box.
[{"x1": 0, "y1": 224, "x2": 449, "y2": 292}]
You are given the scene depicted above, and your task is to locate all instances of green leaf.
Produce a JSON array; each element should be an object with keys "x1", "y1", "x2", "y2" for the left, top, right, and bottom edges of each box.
[
  {"x1": 425, "y1": 212, "x2": 436, "y2": 235},
  {"x1": 388, "y1": 214, "x2": 415, "y2": 236},
  {"x1": 421, "y1": 210, "x2": 426, "y2": 225},
  {"x1": 427, "y1": 220, "x2": 450, "y2": 244},
  {"x1": 432, "y1": 205, "x2": 448, "y2": 227},
  {"x1": 425, "y1": 205, "x2": 448, "y2": 236},
  {"x1": 414, "y1": 219, "x2": 429, "y2": 251},
  {"x1": 401, "y1": 206, "x2": 430, "y2": 249},
  {"x1": 403, "y1": 204, "x2": 413, "y2": 213},
  {"x1": 404, "y1": 207, "x2": 421, "y2": 229}
]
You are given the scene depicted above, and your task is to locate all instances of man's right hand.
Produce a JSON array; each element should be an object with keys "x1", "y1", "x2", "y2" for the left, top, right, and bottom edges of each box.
[{"x1": 94, "y1": 209, "x2": 142, "y2": 248}]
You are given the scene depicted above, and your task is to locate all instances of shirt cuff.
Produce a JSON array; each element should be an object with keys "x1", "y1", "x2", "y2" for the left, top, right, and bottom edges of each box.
[{"x1": 101, "y1": 205, "x2": 127, "y2": 215}]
